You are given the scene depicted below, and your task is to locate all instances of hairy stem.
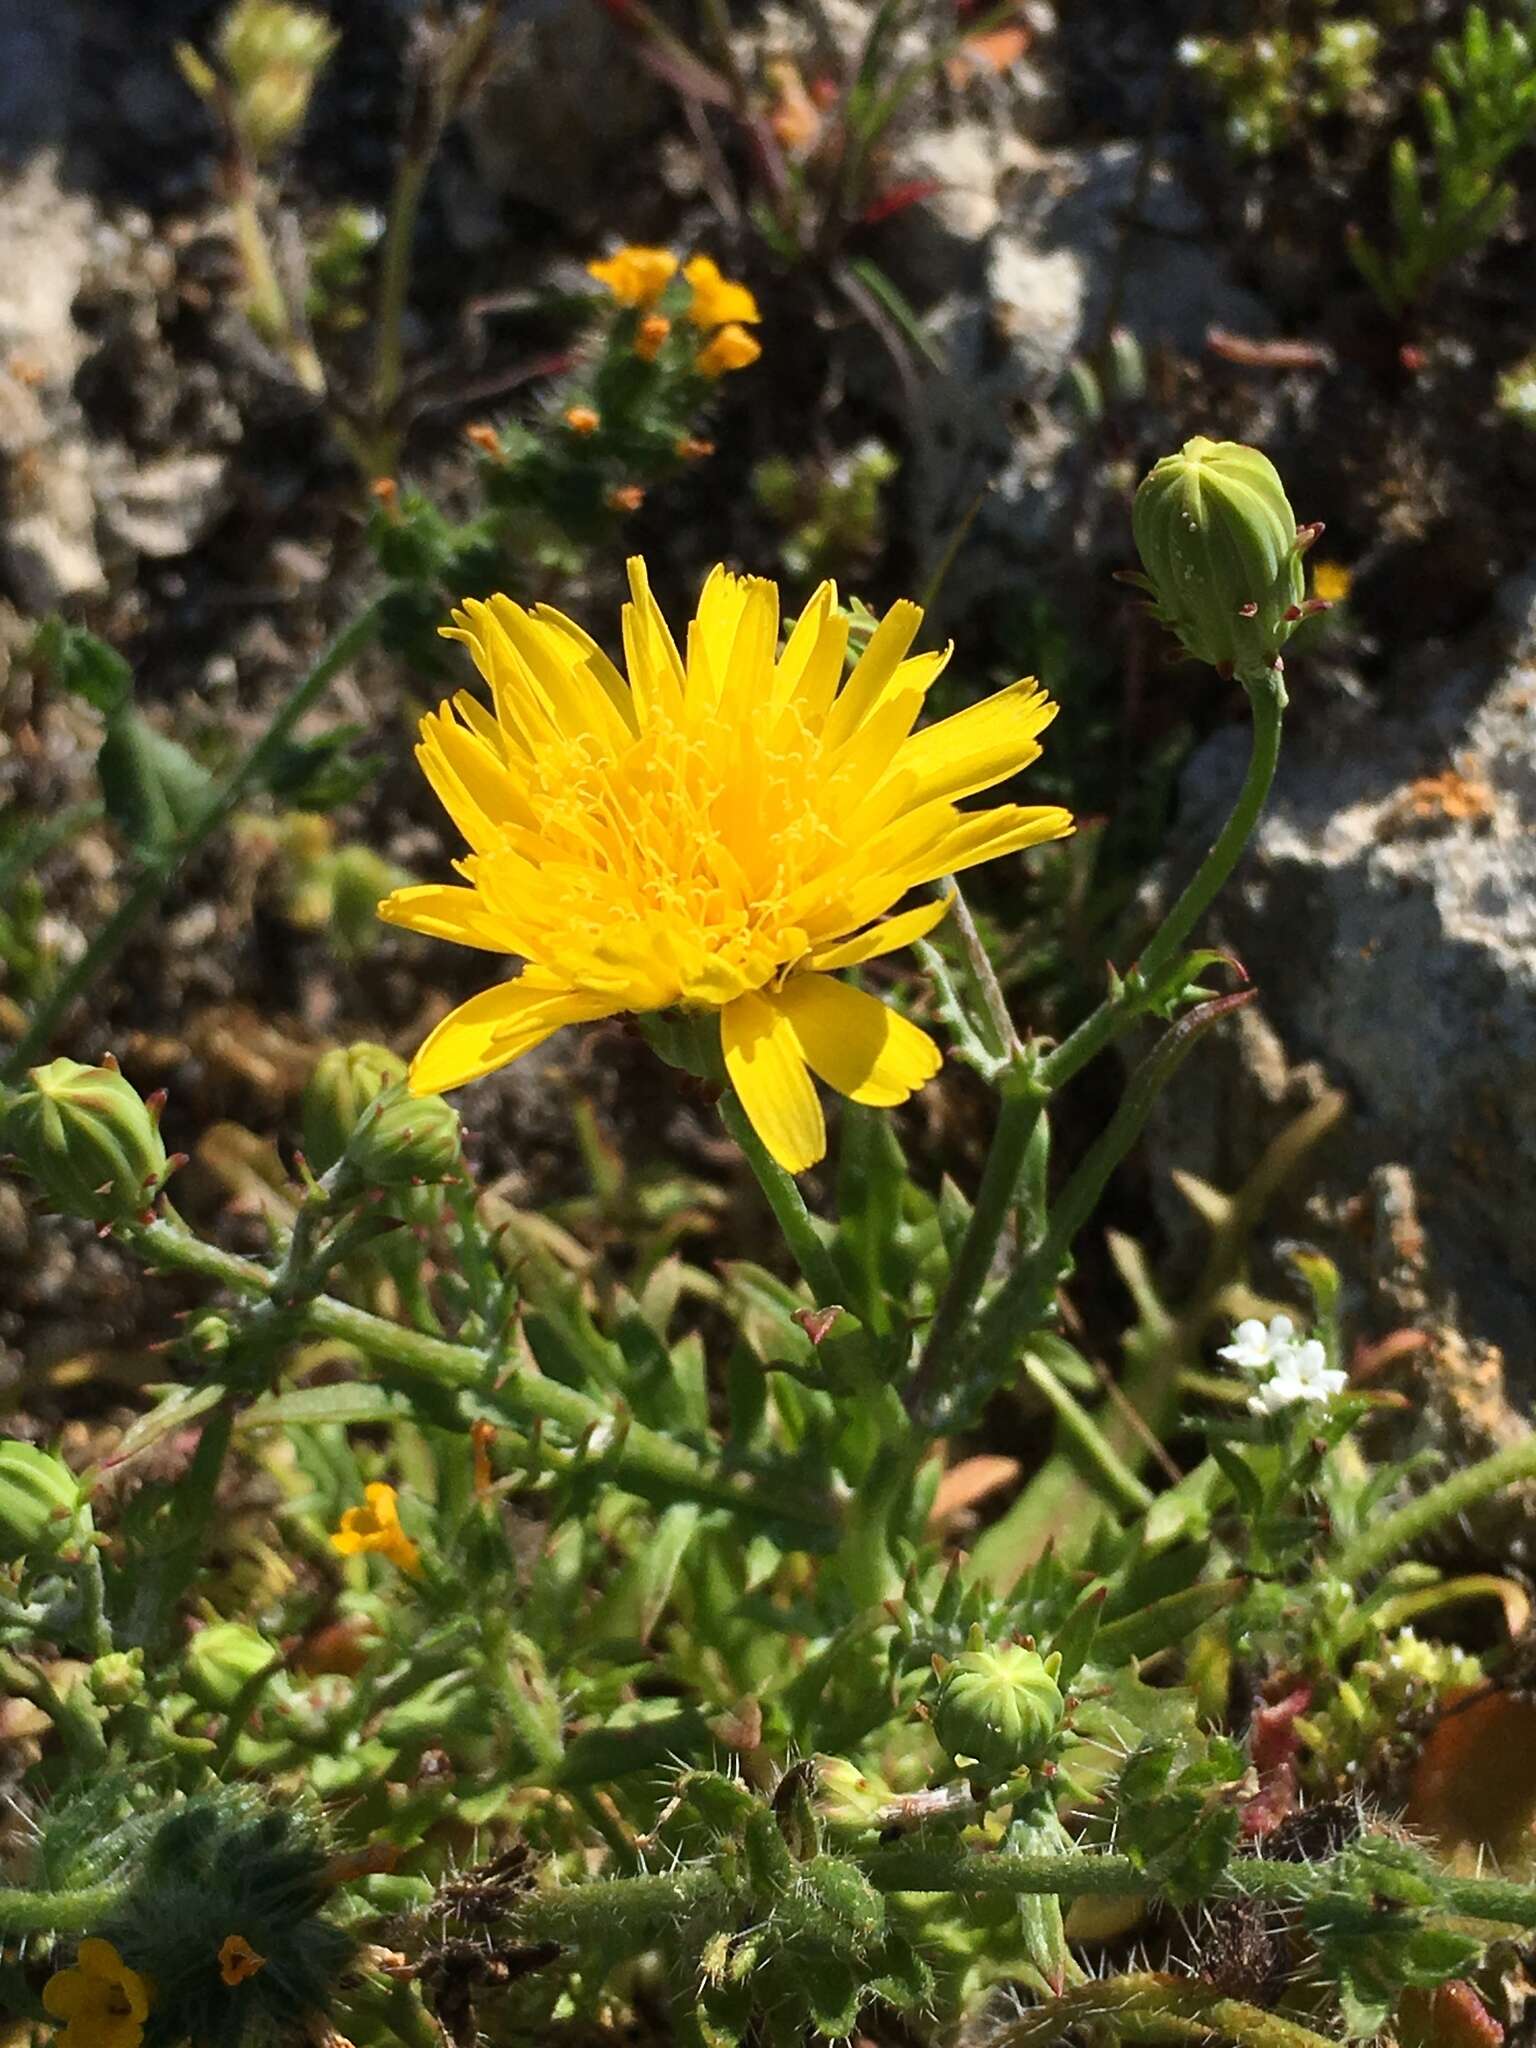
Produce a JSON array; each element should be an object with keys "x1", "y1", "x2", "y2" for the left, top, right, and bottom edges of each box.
[
  {"x1": 0, "y1": 1882, "x2": 128, "y2": 1937},
  {"x1": 1337, "y1": 1432, "x2": 1536, "y2": 1581}
]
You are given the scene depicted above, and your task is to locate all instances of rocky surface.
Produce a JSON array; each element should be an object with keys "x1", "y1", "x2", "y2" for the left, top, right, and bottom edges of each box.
[{"x1": 1142, "y1": 577, "x2": 1536, "y2": 1369}]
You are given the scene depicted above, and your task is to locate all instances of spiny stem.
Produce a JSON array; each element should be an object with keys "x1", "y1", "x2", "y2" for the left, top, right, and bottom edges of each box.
[
  {"x1": 0, "y1": 1881, "x2": 128, "y2": 1936},
  {"x1": 123, "y1": 1218, "x2": 838, "y2": 1542},
  {"x1": 3, "y1": 604, "x2": 381, "y2": 1082},
  {"x1": 1337, "y1": 1432, "x2": 1536, "y2": 1581}
]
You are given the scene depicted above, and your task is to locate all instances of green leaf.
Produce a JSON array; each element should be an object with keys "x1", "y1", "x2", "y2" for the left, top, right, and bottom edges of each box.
[
  {"x1": 97, "y1": 711, "x2": 214, "y2": 853},
  {"x1": 32, "y1": 617, "x2": 132, "y2": 714}
]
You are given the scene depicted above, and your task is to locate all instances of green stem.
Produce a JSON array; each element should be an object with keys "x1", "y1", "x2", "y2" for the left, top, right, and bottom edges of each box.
[
  {"x1": 857, "y1": 1846, "x2": 1536, "y2": 1928},
  {"x1": 1337, "y1": 1433, "x2": 1536, "y2": 1581},
  {"x1": 3, "y1": 604, "x2": 381, "y2": 1082},
  {"x1": 1039, "y1": 667, "x2": 1285, "y2": 1098},
  {"x1": 1018, "y1": 1348, "x2": 1153, "y2": 1515},
  {"x1": 994, "y1": 1974, "x2": 1343, "y2": 2048},
  {"x1": 718, "y1": 1089, "x2": 847, "y2": 1309},
  {"x1": 907, "y1": 1075, "x2": 1042, "y2": 1416},
  {"x1": 368, "y1": 144, "x2": 433, "y2": 446},
  {"x1": 123, "y1": 1219, "x2": 837, "y2": 1542},
  {"x1": 937, "y1": 992, "x2": 1250, "y2": 1433},
  {"x1": 0, "y1": 1881, "x2": 128, "y2": 1936}
]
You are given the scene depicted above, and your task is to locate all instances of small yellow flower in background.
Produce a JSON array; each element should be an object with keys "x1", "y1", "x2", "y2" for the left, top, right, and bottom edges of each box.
[
  {"x1": 634, "y1": 313, "x2": 671, "y2": 362},
  {"x1": 218, "y1": 1935, "x2": 267, "y2": 1987},
  {"x1": 684, "y1": 254, "x2": 761, "y2": 329},
  {"x1": 43, "y1": 1940, "x2": 152, "y2": 2048},
  {"x1": 330, "y1": 1483, "x2": 420, "y2": 1575},
  {"x1": 587, "y1": 244, "x2": 678, "y2": 308},
  {"x1": 1311, "y1": 559, "x2": 1352, "y2": 604},
  {"x1": 695, "y1": 324, "x2": 762, "y2": 378},
  {"x1": 379, "y1": 561, "x2": 1072, "y2": 1173}
]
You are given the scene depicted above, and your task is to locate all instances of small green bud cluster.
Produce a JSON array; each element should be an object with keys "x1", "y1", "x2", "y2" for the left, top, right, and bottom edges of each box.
[
  {"x1": 1129, "y1": 437, "x2": 1320, "y2": 682},
  {"x1": 0, "y1": 1440, "x2": 83, "y2": 1562},
  {"x1": 4, "y1": 1056, "x2": 172, "y2": 1224},
  {"x1": 178, "y1": 0, "x2": 339, "y2": 163},
  {"x1": 302, "y1": 1042, "x2": 461, "y2": 1194},
  {"x1": 932, "y1": 1628, "x2": 1065, "y2": 1781}
]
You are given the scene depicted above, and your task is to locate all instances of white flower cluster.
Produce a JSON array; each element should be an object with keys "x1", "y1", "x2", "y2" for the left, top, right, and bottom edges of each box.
[{"x1": 1218, "y1": 1313, "x2": 1347, "y2": 1417}]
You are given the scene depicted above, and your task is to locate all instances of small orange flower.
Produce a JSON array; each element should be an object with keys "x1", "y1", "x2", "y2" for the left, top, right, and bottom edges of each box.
[
  {"x1": 587, "y1": 244, "x2": 677, "y2": 308},
  {"x1": 634, "y1": 314, "x2": 671, "y2": 362},
  {"x1": 43, "y1": 1940, "x2": 152, "y2": 2048},
  {"x1": 464, "y1": 422, "x2": 501, "y2": 457},
  {"x1": 606, "y1": 483, "x2": 646, "y2": 513},
  {"x1": 330, "y1": 1483, "x2": 421, "y2": 1575},
  {"x1": 695, "y1": 323, "x2": 762, "y2": 377},
  {"x1": 675, "y1": 435, "x2": 716, "y2": 462},
  {"x1": 218, "y1": 1935, "x2": 267, "y2": 1988},
  {"x1": 369, "y1": 477, "x2": 398, "y2": 513},
  {"x1": 683, "y1": 254, "x2": 760, "y2": 329},
  {"x1": 564, "y1": 405, "x2": 600, "y2": 436}
]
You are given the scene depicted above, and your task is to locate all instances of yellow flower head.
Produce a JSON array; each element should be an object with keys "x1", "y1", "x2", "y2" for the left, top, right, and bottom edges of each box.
[
  {"x1": 1311, "y1": 559, "x2": 1352, "y2": 604},
  {"x1": 218, "y1": 1934, "x2": 267, "y2": 1987},
  {"x1": 695, "y1": 324, "x2": 762, "y2": 378},
  {"x1": 330, "y1": 1482, "x2": 420, "y2": 1574},
  {"x1": 43, "y1": 1940, "x2": 152, "y2": 2048},
  {"x1": 379, "y1": 562, "x2": 1072, "y2": 1172},
  {"x1": 587, "y1": 244, "x2": 678, "y2": 308},
  {"x1": 684, "y1": 254, "x2": 761, "y2": 330}
]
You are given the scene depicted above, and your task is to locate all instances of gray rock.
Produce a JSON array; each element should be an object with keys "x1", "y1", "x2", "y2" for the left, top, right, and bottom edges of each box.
[
  {"x1": 98, "y1": 450, "x2": 230, "y2": 560},
  {"x1": 1142, "y1": 575, "x2": 1536, "y2": 1367},
  {"x1": 894, "y1": 140, "x2": 1273, "y2": 613},
  {"x1": 0, "y1": 154, "x2": 107, "y2": 607}
]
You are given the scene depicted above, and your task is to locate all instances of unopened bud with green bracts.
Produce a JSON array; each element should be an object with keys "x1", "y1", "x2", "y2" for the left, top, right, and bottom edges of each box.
[
  {"x1": 301, "y1": 1042, "x2": 407, "y2": 1175},
  {"x1": 184, "y1": 1623, "x2": 282, "y2": 1713},
  {"x1": 1128, "y1": 437, "x2": 1323, "y2": 681},
  {"x1": 332, "y1": 1081, "x2": 461, "y2": 1194},
  {"x1": 3, "y1": 1056, "x2": 172, "y2": 1223},
  {"x1": 933, "y1": 1627, "x2": 1065, "y2": 1781},
  {"x1": 0, "y1": 1440, "x2": 83, "y2": 1562}
]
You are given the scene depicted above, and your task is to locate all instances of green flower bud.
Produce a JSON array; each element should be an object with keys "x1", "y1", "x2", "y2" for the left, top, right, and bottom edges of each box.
[
  {"x1": 812, "y1": 1754, "x2": 893, "y2": 1835},
  {"x1": 1130, "y1": 437, "x2": 1310, "y2": 678},
  {"x1": 335, "y1": 1081, "x2": 461, "y2": 1193},
  {"x1": 933, "y1": 1635, "x2": 1064, "y2": 1780},
  {"x1": 184, "y1": 1622, "x2": 281, "y2": 1712},
  {"x1": 0, "y1": 1441, "x2": 82, "y2": 1561},
  {"x1": 91, "y1": 1649, "x2": 146, "y2": 1706},
  {"x1": 4, "y1": 1056, "x2": 170, "y2": 1223},
  {"x1": 216, "y1": 0, "x2": 339, "y2": 160},
  {"x1": 301, "y1": 1042, "x2": 407, "y2": 1174}
]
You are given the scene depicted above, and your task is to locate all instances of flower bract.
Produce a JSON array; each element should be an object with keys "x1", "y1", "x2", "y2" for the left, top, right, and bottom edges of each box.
[{"x1": 380, "y1": 560, "x2": 1072, "y2": 1172}]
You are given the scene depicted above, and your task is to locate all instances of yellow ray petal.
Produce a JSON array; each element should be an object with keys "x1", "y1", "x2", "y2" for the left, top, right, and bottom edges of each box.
[
  {"x1": 889, "y1": 679, "x2": 1059, "y2": 809},
  {"x1": 483, "y1": 594, "x2": 637, "y2": 753},
  {"x1": 720, "y1": 988, "x2": 825, "y2": 1173},
  {"x1": 409, "y1": 979, "x2": 616, "y2": 1095},
  {"x1": 624, "y1": 555, "x2": 686, "y2": 724},
  {"x1": 776, "y1": 974, "x2": 942, "y2": 1108},
  {"x1": 771, "y1": 579, "x2": 836, "y2": 707},
  {"x1": 822, "y1": 599, "x2": 924, "y2": 750},
  {"x1": 421, "y1": 708, "x2": 536, "y2": 835},
  {"x1": 530, "y1": 602, "x2": 637, "y2": 730},
  {"x1": 377, "y1": 883, "x2": 519, "y2": 953},
  {"x1": 807, "y1": 890, "x2": 953, "y2": 970}
]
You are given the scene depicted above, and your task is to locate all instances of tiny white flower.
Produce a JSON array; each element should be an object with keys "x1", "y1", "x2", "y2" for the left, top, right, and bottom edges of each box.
[
  {"x1": 1176, "y1": 36, "x2": 1206, "y2": 65},
  {"x1": 1218, "y1": 1314, "x2": 1296, "y2": 1373},
  {"x1": 1244, "y1": 1333, "x2": 1348, "y2": 1415}
]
